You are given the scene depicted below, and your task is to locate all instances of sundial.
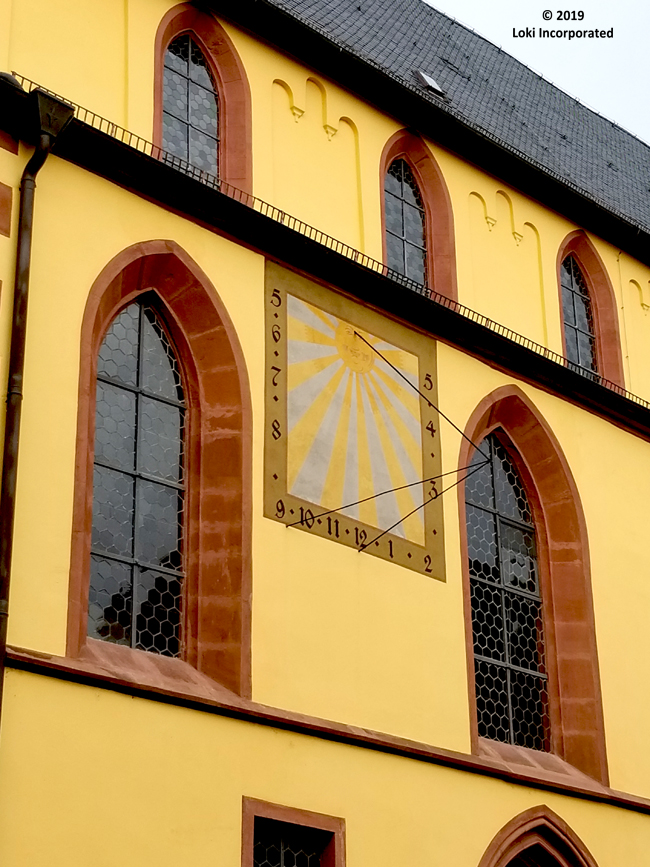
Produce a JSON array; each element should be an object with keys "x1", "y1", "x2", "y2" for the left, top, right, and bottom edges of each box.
[{"x1": 264, "y1": 262, "x2": 446, "y2": 579}]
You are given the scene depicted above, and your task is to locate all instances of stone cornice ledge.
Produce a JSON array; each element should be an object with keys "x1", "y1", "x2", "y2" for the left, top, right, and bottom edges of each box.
[{"x1": 7, "y1": 645, "x2": 650, "y2": 815}]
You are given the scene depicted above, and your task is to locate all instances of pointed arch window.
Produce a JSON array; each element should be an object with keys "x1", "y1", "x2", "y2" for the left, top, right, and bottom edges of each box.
[
  {"x1": 465, "y1": 434, "x2": 550, "y2": 751},
  {"x1": 162, "y1": 34, "x2": 219, "y2": 175},
  {"x1": 88, "y1": 301, "x2": 186, "y2": 657},
  {"x1": 560, "y1": 255, "x2": 597, "y2": 375},
  {"x1": 384, "y1": 159, "x2": 427, "y2": 285}
]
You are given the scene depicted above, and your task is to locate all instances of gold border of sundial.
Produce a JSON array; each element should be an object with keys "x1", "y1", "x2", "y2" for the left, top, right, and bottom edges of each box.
[{"x1": 264, "y1": 261, "x2": 445, "y2": 580}]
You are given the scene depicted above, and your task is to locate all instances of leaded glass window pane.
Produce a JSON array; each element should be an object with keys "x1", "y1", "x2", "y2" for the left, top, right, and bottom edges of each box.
[
  {"x1": 253, "y1": 819, "x2": 331, "y2": 867},
  {"x1": 163, "y1": 34, "x2": 219, "y2": 176},
  {"x1": 561, "y1": 255, "x2": 597, "y2": 376},
  {"x1": 384, "y1": 159, "x2": 427, "y2": 285},
  {"x1": 88, "y1": 302, "x2": 186, "y2": 658},
  {"x1": 466, "y1": 435, "x2": 550, "y2": 751}
]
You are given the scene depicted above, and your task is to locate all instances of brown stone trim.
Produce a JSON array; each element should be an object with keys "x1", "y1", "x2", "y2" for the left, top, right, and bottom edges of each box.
[
  {"x1": 557, "y1": 231, "x2": 625, "y2": 387},
  {"x1": 457, "y1": 385, "x2": 608, "y2": 784},
  {"x1": 153, "y1": 3, "x2": 253, "y2": 193},
  {"x1": 379, "y1": 128, "x2": 457, "y2": 301},
  {"x1": 0, "y1": 129, "x2": 18, "y2": 154},
  {"x1": 10, "y1": 646, "x2": 650, "y2": 816},
  {"x1": 478, "y1": 805, "x2": 599, "y2": 867},
  {"x1": 242, "y1": 799, "x2": 345, "y2": 867},
  {"x1": 66, "y1": 239, "x2": 252, "y2": 697},
  {"x1": 0, "y1": 181, "x2": 12, "y2": 237}
]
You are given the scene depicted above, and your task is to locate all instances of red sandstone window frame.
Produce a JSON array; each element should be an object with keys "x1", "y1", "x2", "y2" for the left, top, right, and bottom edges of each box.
[
  {"x1": 557, "y1": 230, "x2": 624, "y2": 386},
  {"x1": 379, "y1": 128, "x2": 457, "y2": 301},
  {"x1": 0, "y1": 180, "x2": 12, "y2": 238},
  {"x1": 242, "y1": 798, "x2": 345, "y2": 867},
  {"x1": 154, "y1": 3, "x2": 253, "y2": 193},
  {"x1": 66, "y1": 240, "x2": 252, "y2": 697},
  {"x1": 457, "y1": 385, "x2": 608, "y2": 784},
  {"x1": 477, "y1": 805, "x2": 600, "y2": 867}
]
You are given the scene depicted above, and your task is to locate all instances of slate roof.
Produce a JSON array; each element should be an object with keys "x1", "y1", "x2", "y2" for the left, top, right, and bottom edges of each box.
[{"x1": 265, "y1": 0, "x2": 650, "y2": 233}]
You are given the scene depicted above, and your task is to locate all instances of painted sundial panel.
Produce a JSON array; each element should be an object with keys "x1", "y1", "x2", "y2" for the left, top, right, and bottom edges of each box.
[{"x1": 265, "y1": 262, "x2": 445, "y2": 579}]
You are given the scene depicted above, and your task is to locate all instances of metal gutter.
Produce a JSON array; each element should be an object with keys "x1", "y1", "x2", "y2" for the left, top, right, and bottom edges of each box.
[{"x1": 0, "y1": 85, "x2": 74, "y2": 729}]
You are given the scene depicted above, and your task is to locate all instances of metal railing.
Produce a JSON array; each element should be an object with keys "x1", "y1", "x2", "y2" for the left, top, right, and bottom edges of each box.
[{"x1": 11, "y1": 72, "x2": 650, "y2": 414}]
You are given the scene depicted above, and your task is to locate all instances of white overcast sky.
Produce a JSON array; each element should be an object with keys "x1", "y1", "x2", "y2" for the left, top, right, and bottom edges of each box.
[{"x1": 424, "y1": 0, "x2": 650, "y2": 145}]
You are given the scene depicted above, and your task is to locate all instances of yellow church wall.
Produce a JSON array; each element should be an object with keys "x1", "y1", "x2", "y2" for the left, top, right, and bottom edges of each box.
[
  {"x1": 1, "y1": 0, "x2": 129, "y2": 126},
  {"x1": 225, "y1": 20, "x2": 397, "y2": 260},
  {"x1": 1, "y1": 670, "x2": 649, "y2": 867},
  {"x1": 3, "y1": 0, "x2": 650, "y2": 397},
  {"x1": 0, "y1": 152, "x2": 650, "y2": 791},
  {"x1": 4, "y1": 0, "x2": 650, "y2": 826}
]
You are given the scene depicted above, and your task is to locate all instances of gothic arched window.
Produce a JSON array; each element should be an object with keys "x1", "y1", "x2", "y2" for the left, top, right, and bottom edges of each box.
[
  {"x1": 162, "y1": 33, "x2": 219, "y2": 175},
  {"x1": 465, "y1": 434, "x2": 550, "y2": 751},
  {"x1": 560, "y1": 254, "x2": 597, "y2": 375},
  {"x1": 88, "y1": 301, "x2": 186, "y2": 658},
  {"x1": 384, "y1": 159, "x2": 427, "y2": 285}
]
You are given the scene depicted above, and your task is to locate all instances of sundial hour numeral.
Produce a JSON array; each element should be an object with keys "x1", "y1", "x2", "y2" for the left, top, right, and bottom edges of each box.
[
  {"x1": 388, "y1": 539, "x2": 394, "y2": 559},
  {"x1": 299, "y1": 507, "x2": 315, "y2": 529},
  {"x1": 270, "y1": 288, "x2": 282, "y2": 307},
  {"x1": 423, "y1": 373, "x2": 433, "y2": 391},
  {"x1": 424, "y1": 555, "x2": 432, "y2": 574},
  {"x1": 271, "y1": 419, "x2": 282, "y2": 440},
  {"x1": 275, "y1": 499, "x2": 285, "y2": 518},
  {"x1": 272, "y1": 324, "x2": 281, "y2": 343},
  {"x1": 426, "y1": 421, "x2": 436, "y2": 438},
  {"x1": 327, "y1": 516, "x2": 340, "y2": 538},
  {"x1": 354, "y1": 527, "x2": 367, "y2": 548},
  {"x1": 270, "y1": 365, "x2": 281, "y2": 386}
]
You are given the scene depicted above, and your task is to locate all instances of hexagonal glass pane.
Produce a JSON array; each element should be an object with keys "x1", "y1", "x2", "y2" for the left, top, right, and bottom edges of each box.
[
  {"x1": 135, "y1": 479, "x2": 183, "y2": 570},
  {"x1": 97, "y1": 303, "x2": 139, "y2": 385},
  {"x1": 91, "y1": 465, "x2": 134, "y2": 557},
  {"x1": 88, "y1": 555, "x2": 132, "y2": 644},
  {"x1": 134, "y1": 568, "x2": 182, "y2": 657},
  {"x1": 95, "y1": 381, "x2": 136, "y2": 471}
]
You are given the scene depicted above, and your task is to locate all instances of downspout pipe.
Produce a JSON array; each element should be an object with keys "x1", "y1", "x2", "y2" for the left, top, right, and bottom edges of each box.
[{"x1": 0, "y1": 88, "x2": 74, "y2": 725}]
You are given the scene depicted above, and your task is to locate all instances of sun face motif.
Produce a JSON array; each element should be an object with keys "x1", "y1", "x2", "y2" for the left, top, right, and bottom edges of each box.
[
  {"x1": 286, "y1": 295, "x2": 425, "y2": 545},
  {"x1": 334, "y1": 323, "x2": 375, "y2": 373}
]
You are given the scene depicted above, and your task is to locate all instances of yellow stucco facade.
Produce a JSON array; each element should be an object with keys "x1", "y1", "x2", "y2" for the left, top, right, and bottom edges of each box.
[{"x1": 1, "y1": 0, "x2": 650, "y2": 864}]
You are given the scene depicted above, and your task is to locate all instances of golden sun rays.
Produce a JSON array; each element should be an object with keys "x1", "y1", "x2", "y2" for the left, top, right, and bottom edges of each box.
[{"x1": 286, "y1": 295, "x2": 425, "y2": 545}]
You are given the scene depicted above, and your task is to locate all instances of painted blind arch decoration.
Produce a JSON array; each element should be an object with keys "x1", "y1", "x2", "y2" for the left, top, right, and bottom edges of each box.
[
  {"x1": 458, "y1": 386, "x2": 608, "y2": 783},
  {"x1": 154, "y1": 3, "x2": 253, "y2": 192},
  {"x1": 379, "y1": 129, "x2": 457, "y2": 301},
  {"x1": 557, "y1": 231, "x2": 624, "y2": 387},
  {"x1": 67, "y1": 241, "x2": 252, "y2": 697}
]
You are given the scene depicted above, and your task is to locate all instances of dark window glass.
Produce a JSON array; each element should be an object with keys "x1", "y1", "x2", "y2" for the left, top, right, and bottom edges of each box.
[
  {"x1": 561, "y1": 255, "x2": 597, "y2": 376},
  {"x1": 163, "y1": 34, "x2": 219, "y2": 176},
  {"x1": 465, "y1": 435, "x2": 550, "y2": 751},
  {"x1": 254, "y1": 819, "x2": 332, "y2": 867},
  {"x1": 384, "y1": 159, "x2": 427, "y2": 285},
  {"x1": 88, "y1": 302, "x2": 185, "y2": 658}
]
